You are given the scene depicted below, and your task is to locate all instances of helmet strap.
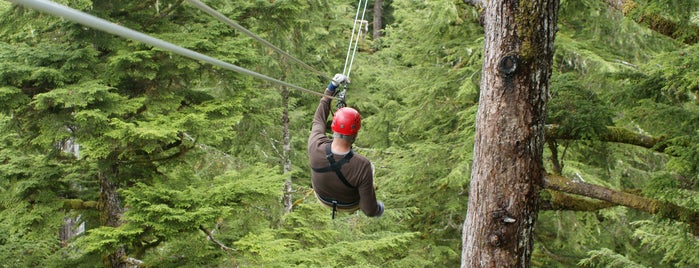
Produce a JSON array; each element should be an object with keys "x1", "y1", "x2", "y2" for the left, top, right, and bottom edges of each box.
[{"x1": 333, "y1": 133, "x2": 356, "y2": 143}]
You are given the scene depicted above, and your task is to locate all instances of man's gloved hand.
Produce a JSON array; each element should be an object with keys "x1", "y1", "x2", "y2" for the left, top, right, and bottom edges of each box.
[
  {"x1": 332, "y1": 73, "x2": 350, "y2": 85},
  {"x1": 375, "y1": 201, "x2": 385, "y2": 218},
  {"x1": 328, "y1": 73, "x2": 350, "y2": 91}
]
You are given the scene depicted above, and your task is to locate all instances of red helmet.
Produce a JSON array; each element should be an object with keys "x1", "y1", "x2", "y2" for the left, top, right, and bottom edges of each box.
[{"x1": 331, "y1": 107, "x2": 361, "y2": 136}]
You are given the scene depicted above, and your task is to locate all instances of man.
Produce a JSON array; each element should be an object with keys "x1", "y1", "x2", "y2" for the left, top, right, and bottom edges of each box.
[{"x1": 308, "y1": 74, "x2": 384, "y2": 219}]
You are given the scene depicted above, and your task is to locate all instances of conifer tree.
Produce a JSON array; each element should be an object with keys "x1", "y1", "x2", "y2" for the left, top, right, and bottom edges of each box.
[
  {"x1": 3, "y1": 0, "x2": 699, "y2": 266},
  {"x1": 461, "y1": 0, "x2": 559, "y2": 266},
  {"x1": 0, "y1": 0, "x2": 264, "y2": 266}
]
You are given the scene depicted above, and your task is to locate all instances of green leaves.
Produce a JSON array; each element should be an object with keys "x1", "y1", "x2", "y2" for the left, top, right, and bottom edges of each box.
[
  {"x1": 106, "y1": 49, "x2": 160, "y2": 82},
  {"x1": 548, "y1": 73, "x2": 614, "y2": 140},
  {"x1": 632, "y1": 220, "x2": 699, "y2": 267},
  {"x1": 0, "y1": 86, "x2": 30, "y2": 112},
  {"x1": 646, "y1": 46, "x2": 699, "y2": 103},
  {"x1": 121, "y1": 183, "x2": 219, "y2": 235},
  {"x1": 32, "y1": 81, "x2": 124, "y2": 110},
  {"x1": 2, "y1": 0, "x2": 699, "y2": 267},
  {"x1": 74, "y1": 224, "x2": 145, "y2": 255},
  {"x1": 578, "y1": 248, "x2": 647, "y2": 268}
]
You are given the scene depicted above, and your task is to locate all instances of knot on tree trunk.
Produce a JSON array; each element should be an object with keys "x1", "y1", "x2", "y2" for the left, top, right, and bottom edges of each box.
[{"x1": 499, "y1": 54, "x2": 519, "y2": 75}]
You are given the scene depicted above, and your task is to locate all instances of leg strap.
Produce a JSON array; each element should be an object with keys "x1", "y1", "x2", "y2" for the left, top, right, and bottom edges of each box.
[{"x1": 331, "y1": 201, "x2": 338, "y2": 219}]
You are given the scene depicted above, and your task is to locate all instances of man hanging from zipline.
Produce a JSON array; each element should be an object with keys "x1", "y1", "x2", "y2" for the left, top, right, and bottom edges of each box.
[{"x1": 308, "y1": 74, "x2": 384, "y2": 219}]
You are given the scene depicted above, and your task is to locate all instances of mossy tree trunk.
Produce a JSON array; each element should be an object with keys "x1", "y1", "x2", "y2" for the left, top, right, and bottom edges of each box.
[
  {"x1": 279, "y1": 60, "x2": 293, "y2": 213},
  {"x1": 373, "y1": 0, "x2": 383, "y2": 39},
  {"x1": 282, "y1": 84, "x2": 294, "y2": 213},
  {"x1": 461, "y1": 0, "x2": 559, "y2": 267},
  {"x1": 98, "y1": 163, "x2": 126, "y2": 268}
]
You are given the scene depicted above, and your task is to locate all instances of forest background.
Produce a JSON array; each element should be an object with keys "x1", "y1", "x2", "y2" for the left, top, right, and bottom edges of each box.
[{"x1": 1, "y1": 0, "x2": 698, "y2": 267}]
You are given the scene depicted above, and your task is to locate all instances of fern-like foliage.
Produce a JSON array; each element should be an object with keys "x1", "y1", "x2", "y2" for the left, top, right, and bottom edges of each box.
[
  {"x1": 632, "y1": 220, "x2": 699, "y2": 267},
  {"x1": 578, "y1": 248, "x2": 647, "y2": 268}
]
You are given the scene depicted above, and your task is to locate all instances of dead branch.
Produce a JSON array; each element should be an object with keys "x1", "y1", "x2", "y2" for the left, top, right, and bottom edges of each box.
[
  {"x1": 545, "y1": 125, "x2": 669, "y2": 154},
  {"x1": 121, "y1": 256, "x2": 144, "y2": 267},
  {"x1": 199, "y1": 225, "x2": 236, "y2": 253}
]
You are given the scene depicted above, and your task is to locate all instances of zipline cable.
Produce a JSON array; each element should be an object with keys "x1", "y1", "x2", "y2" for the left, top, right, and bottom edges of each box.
[
  {"x1": 343, "y1": 0, "x2": 362, "y2": 77},
  {"x1": 7, "y1": 0, "x2": 336, "y2": 100},
  {"x1": 342, "y1": 0, "x2": 369, "y2": 79},
  {"x1": 185, "y1": 0, "x2": 332, "y2": 81},
  {"x1": 335, "y1": 0, "x2": 369, "y2": 109}
]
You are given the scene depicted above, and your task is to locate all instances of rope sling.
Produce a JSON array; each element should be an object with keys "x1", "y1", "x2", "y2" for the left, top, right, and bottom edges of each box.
[{"x1": 335, "y1": 0, "x2": 370, "y2": 109}]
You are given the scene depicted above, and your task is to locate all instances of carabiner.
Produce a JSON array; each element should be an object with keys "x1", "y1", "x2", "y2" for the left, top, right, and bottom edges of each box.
[{"x1": 335, "y1": 85, "x2": 348, "y2": 109}]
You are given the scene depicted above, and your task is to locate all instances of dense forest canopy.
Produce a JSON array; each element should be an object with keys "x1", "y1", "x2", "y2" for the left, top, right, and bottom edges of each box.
[{"x1": 1, "y1": 0, "x2": 698, "y2": 267}]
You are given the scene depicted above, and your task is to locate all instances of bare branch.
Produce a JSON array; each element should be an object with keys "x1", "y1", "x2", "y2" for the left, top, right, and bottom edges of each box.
[
  {"x1": 604, "y1": 0, "x2": 625, "y2": 12},
  {"x1": 463, "y1": 0, "x2": 483, "y2": 7},
  {"x1": 62, "y1": 199, "x2": 98, "y2": 210},
  {"x1": 156, "y1": 0, "x2": 184, "y2": 19},
  {"x1": 545, "y1": 125, "x2": 669, "y2": 154},
  {"x1": 539, "y1": 190, "x2": 616, "y2": 211},
  {"x1": 199, "y1": 225, "x2": 236, "y2": 253},
  {"x1": 614, "y1": 59, "x2": 639, "y2": 69},
  {"x1": 260, "y1": 129, "x2": 283, "y2": 159},
  {"x1": 121, "y1": 256, "x2": 144, "y2": 267}
]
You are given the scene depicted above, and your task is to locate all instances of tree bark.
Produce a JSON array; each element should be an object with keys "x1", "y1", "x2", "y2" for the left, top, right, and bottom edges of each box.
[
  {"x1": 63, "y1": 199, "x2": 99, "y2": 210},
  {"x1": 373, "y1": 0, "x2": 383, "y2": 40},
  {"x1": 279, "y1": 62, "x2": 293, "y2": 213},
  {"x1": 462, "y1": 0, "x2": 559, "y2": 267},
  {"x1": 59, "y1": 215, "x2": 85, "y2": 247},
  {"x1": 200, "y1": 225, "x2": 236, "y2": 253},
  {"x1": 539, "y1": 190, "x2": 616, "y2": 211},
  {"x1": 464, "y1": 0, "x2": 484, "y2": 7},
  {"x1": 282, "y1": 85, "x2": 293, "y2": 213},
  {"x1": 99, "y1": 166, "x2": 127, "y2": 268}
]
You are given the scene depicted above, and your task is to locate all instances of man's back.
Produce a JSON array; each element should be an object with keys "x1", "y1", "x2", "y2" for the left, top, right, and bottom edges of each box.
[
  {"x1": 308, "y1": 140, "x2": 379, "y2": 216},
  {"x1": 307, "y1": 78, "x2": 383, "y2": 217}
]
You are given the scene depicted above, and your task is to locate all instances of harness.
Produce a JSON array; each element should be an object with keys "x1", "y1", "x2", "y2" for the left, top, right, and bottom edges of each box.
[{"x1": 312, "y1": 143, "x2": 357, "y2": 218}]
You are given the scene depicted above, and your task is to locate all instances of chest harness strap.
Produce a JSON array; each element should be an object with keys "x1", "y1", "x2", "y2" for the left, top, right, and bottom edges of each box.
[{"x1": 311, "y1": 143, "x2": 356, "y2": 218}]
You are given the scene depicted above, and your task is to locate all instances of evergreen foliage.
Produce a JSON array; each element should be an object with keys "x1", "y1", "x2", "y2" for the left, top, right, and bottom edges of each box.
[{"x1": 1, "y1": 0, "x2": 699, "y2": 267}]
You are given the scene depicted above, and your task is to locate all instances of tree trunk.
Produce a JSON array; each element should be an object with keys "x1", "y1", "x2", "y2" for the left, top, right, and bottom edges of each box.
[
  {"x1": 59, "y1": 215, "x2": 85, "y2": 247},
  {"x1": 282, "y1": 85, "x2": 293, "y2": 213},
  {"x1": 373, "y1": 0, "x2": 383, "y2": 40},
  {"x1": 278, "y1": 62, "x2": 293, "y2": 213},
  {"x1": 99, "y1": 166, "x2": 127, "y2": 268},
  {"x1": 461, "y1": 1, "x2": 559, "y2": 267}
]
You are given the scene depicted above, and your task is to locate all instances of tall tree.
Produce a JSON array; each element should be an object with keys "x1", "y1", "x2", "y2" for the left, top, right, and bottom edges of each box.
[
  {"x1": 462, "y1": 0, "x2": 559, "y2": 267},
  {"x1": 4, "y1": 0, "x2": 699, "y2": 266},
  {"x1": 0, "y1": 0, "x2": 260, "y2": 266},
  {"x1": 373, "y1": 0, "x2": 383, "y2": 39}
]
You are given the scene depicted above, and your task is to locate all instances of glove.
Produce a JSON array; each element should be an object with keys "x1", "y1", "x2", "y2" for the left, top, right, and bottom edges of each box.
[
  {"x1": 328, "y1": 73, "x2": 350, "y2": 91},
  {"x1": 332, "y1": 73, "x2": 350, "y2": 85},
  {"x1": 375, "y1": 201, "x2": 385, "y2": 218}
]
